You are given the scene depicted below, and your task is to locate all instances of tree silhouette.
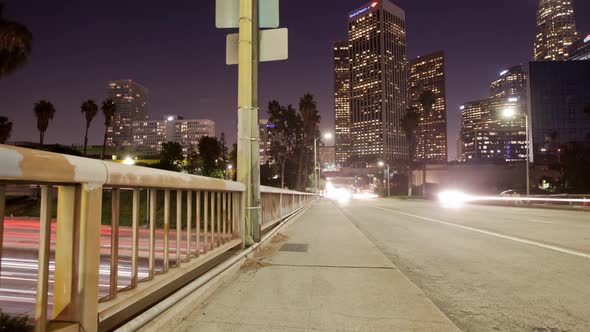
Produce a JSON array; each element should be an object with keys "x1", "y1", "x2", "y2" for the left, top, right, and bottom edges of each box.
[
  {"x1": 402, "y1": 107, "x2": 420, "y2": 196},
  {"x1": 0, "y1": 115, "x2": 12, "y2": 144},
  {"x1": 198, "y1": 136, "x2": 222, "y2": 177},
  {"x1": 101, "y1": 99, "x2": 116, "y2": 160},
  {"x1": 33, "y1": 100, "x2": 56, "y2": 146},
  {"x1": 80, "y1": 99, "x2": 98, "y2": 156},
  {"x1": 297, "y1": 93, "x2": 320, "y2": 191},
  {"x1": 267, "y1": 100, "x2": 303, "y2": 189},
  {"x1": 159, "y1": 141, "x2": 184, "y2": 172},
  {"x1": 0, "y1": 2, "x2": 33, "y2": 77},
  {"x1": 418, "y1": 90, "x2": 437, "y2": 196}
]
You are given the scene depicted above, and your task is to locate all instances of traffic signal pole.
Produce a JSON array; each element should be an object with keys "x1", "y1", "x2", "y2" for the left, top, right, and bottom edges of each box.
[{"x1": 237, "y1": 0, "x2": 261, "y2": 245}]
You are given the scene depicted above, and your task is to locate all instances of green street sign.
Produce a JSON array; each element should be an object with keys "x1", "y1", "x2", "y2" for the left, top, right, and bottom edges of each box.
[{"x1": 216, "y1": 0, "x2": 280, "y2": 29}]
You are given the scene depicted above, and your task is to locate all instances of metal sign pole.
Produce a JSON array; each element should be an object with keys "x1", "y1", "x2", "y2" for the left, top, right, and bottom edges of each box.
[{"x1": 237, "y1": 0, "x2": 261, "y2": 245}]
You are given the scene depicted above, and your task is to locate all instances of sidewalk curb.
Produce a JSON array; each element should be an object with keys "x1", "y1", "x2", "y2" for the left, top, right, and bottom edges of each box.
[
  {"x1": 130, "y1": 201, "x2": 317, "y2": 332},
  {"x1": 332, "y1": 199, "x2": 463, "y2": 332}
]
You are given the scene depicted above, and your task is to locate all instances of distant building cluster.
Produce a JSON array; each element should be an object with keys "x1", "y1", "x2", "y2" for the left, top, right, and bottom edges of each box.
[
  {"x1": 133, "y1": 116, "x2": 215, "y2": 156},
  {"x1": 333, "y1": 0, "x2": 448, "y2": 168},
  {"x1": 106, "y1": 80, "x2": 216, "y2": 156},
  {"x1": 457, "y1": 0, "x2": 590, "y2": 164},
  {"x1": 331, "y1": 0, "x2": 589, "y2": 174}
]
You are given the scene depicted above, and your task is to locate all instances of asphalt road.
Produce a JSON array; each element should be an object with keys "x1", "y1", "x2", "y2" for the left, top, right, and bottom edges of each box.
[{"x1": 335, "y1": 198, "x2": 590, "y2": 332}]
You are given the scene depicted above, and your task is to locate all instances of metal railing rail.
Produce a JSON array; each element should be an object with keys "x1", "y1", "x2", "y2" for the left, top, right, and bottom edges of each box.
[{"x1": 0, "y1": 145, "x2": 318, "y2": 332}]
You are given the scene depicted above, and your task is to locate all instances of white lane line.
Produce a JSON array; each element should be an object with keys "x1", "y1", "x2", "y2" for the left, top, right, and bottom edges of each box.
[
  {"x1": 529, "y1": 219, "x2": 553, "y2": 224},
  {"x1": 363, "y1": 203, "x2": 590, "y2": 260}
]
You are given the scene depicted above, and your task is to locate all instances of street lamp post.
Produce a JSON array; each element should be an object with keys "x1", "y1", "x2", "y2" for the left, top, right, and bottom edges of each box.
[
  {"x1": 226, "y1": 165, "x2": 233, "y2": 180},
  {"x1": 502, "y1": 107, "x2": 530, "y2": 196},
  {"x1": 314, "y1": 132, "x2": 333, "y2": 193},
  {"x1": 378, "y1": 161, "x2": 390, "y2": 197}
]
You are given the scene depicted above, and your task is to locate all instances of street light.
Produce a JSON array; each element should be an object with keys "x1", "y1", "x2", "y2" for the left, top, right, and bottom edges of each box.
[
  {"x1": 314, "y1": 132, "x2": 333, "y2": 193},
  {"x1": 502, "y1": 107, "x2": 530, "y2": 196},
  {"x1": 378, "y1": 161, "x2": 390, "y2": 197},
  {"x1": 226, "y1": 165, "x2": 233, "y2": 180}
]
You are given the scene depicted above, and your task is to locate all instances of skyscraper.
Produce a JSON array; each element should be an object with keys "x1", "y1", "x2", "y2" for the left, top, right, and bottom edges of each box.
[
  {"x1": 459, "y1": 66, "x2": 528, "y2": 163},
  {"x1": 348, "y1": 0, "x2": 408, "y2": 167},
  {"x1": 529, "y1": 61, "x2": 590, "y2": 163},
  {"x1": 107, "y1": 80, "x2": 149, "y2": 147},
  {"x1": 334, "y1": 41, "x2": 351, "y2": 166},
  {"x1": 490, "y1": 66, "x2": 528, "y2": 99},
  {"x1": 408, "y1": 51, "x2": 447, "y2": 163},
  {"x1": 568, "y1": 34, "x2": 590, "y2": 61},
  {"x1": 533, "y1": 0, "x2": 579, "y2": 61}
]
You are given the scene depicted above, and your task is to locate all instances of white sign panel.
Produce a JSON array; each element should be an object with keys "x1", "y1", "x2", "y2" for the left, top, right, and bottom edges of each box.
[
  {"x1": 226, "y1": 28, "x2": 288, "y2": 65},
  {"x1": 216, "y1": 0, "x2": 279, "y2": 29}
]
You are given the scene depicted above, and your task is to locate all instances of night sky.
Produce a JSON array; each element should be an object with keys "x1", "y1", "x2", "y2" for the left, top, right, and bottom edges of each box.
[{"x1": 1, "y1": 0, "x2": 589, "y2": 160}]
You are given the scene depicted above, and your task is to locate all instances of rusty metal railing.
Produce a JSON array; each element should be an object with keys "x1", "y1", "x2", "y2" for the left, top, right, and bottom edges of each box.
[{"x1": 0, "y1": 145, "x2": 317, "y2": 331}]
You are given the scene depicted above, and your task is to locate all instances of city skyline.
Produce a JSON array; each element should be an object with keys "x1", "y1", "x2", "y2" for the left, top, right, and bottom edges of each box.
[{"x1": 1, "y1": 1, "x2": 589, "y2": 160}]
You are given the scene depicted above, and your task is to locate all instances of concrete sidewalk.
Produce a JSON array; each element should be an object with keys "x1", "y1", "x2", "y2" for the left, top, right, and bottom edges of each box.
[{"x1": 166, "y1": 199, "x2": 460, "y2": 332}]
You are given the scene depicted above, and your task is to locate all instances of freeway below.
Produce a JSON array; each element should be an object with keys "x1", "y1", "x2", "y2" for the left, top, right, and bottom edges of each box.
[
  {"x1": 0, "y1": 219, "x2": 223, "y2": 317},
  {"x1": 334, "y1": 198, "x2": 590, "y2": 332}
]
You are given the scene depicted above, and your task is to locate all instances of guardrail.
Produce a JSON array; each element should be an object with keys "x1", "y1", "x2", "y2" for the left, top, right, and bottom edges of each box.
[{"x1": 0, "y1": 144, "x2": 318, "y2": 331}]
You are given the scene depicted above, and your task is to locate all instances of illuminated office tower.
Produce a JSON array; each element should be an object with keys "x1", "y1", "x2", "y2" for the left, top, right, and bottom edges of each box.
[
  {"x1": 408, "y1": 51, "x2": 447, "y2": 163},
  {"x1": 333, "y1": 41, "x2": 351, "y2": 166},
  {"x1": 348, "y1": 0, "x2": 408, "y2": 167},
  {"x1": 568, "y1": 34, "x2": 590, "y2": 61},
  {"x1": 107, "y1": 79, "x2": 149, "y2": 147},
  {"x1": 459, "y1": 67, "x2": 528, "y2": 163},
  {"x1": 533, "y1": 0, "x2": 578, "y2": 61},
  {"x1": 490, "y1": 65, "x2": 528, "y2": 99}
]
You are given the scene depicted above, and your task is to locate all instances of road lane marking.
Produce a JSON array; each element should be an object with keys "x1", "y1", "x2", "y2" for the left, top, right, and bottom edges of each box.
[
  {"x1": 363, "y1": 203, "x2": 590, "y2": 260},
  {"x1": 529, "y1": 219, "x2": 553, "y2": 224}
]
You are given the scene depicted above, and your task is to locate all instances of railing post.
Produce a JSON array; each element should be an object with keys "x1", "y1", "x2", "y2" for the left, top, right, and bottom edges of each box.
[
  {"x1": 176, "y1": 191, "x2": 182, "y2": 266},
  {"x1": 196, "y1": 191, "x2": 201, "y2": 256},
  {"x1": 76, "y1": 183, "x2": 103, "y2": 332},
  {"x1": 204, "y1": 192, "x2": 209, "y2": 252},
  {"x1": 131, "y1": 189, "x2": 140, "y2": 288},
  {"x1": 163, "y1": 189, "x2": 170, "y2": 272},
  {"x1": 109, "y1": 188, "x2": 120, "y2": 299},
  {"x1": 217, "y1": 192, "x2": 221, "y2": 246},
  {"x1": 149, "y1": 190, "x2": 157, "y2": 278},
  {"x1": 35, "y1": 186, "x2": 53, "y2": 331},
  {"x1": 210, "y1": 192, "x2": 215, "y2": 248},
  {"x1": 222, "y1": 192, "x2": 227, "y2": 244},
  {"x1": 279, "y1": 193, "x2": 283, "y2": 220},
  {"x1": 186, "y1": 191, "x2": 192, "y2": 261},
  {"x1": 0, "y1": 185, "x2": 5, "y2": 277},
  {"x1": 53, "y1": 186, "x2": 77, "y2": 323}
]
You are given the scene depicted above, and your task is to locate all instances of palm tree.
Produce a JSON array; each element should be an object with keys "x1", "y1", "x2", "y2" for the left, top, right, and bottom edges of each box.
[
  {"x1": 0, "y1": 115, "x2": 12, "y2": 144},
  {"x1": 297, "y1": 94, "x2": 321, "y2": 191},
  {"x1": 401, "y1": 107, "x2": 420, "y2": 196},
  {"x1": 101, "y1": 99, "x2": 116, "y2": 160},
  {"x1": 418, "y1": 90, "x2": 437, "y2": 196},
  {"x1": 80, "y1": 99, "x2": 98, "y2": 156},
  {"x1": 33, "y1": 100, "x2": 56, "y2": 146},
  {"x1": 0, "y1": 2, "x2": 33, "y2": 78}
]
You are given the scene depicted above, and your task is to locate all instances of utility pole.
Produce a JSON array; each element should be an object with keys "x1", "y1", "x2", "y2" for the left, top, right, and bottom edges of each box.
[
  {"x1": 237, "y1": 0, "x2": 261, "y2": 245},
  {"x1": 217, "y1": 0, "x2": 285, "y2": 245}
]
